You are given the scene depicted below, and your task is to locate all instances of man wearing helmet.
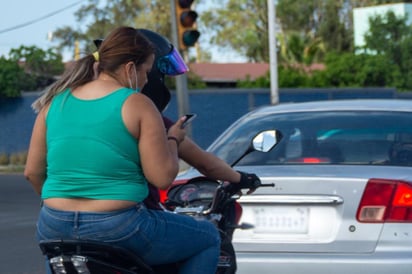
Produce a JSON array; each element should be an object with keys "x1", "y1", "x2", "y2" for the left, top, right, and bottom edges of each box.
[
  {"x1": 137, "y1": 29, "x2": 260, "y2": 209},
  {"x1": 88, "y1": 27, "x2": 259, "y2": 274},
  {"x1": 93, "y1": 29, "x2": 259, "y2": 209}
]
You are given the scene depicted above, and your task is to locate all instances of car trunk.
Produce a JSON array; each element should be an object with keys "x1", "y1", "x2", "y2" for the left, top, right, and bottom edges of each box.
[{"x1": 232, "y1": 165, "x2": 411, "y2": 253}]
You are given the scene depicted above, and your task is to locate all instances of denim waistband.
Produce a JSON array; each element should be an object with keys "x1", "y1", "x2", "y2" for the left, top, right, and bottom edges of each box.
[{"x1": 41, "y1": 202, "x2": 144, "y2": 221}]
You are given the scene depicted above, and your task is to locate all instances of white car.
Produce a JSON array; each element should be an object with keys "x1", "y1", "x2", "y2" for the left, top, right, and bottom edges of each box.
[{"x1": 177, "y1": 99, "x2": 412, "y2": 274}]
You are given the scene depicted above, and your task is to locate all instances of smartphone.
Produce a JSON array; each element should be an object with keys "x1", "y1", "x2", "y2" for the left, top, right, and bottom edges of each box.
[{"x1": 181, "y1": 113, "x2": 197, "y2": 128}]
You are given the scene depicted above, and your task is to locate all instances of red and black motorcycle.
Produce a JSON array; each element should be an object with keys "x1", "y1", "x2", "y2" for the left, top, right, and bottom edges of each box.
[{"x1": 39, "y1": 130, "x2": 279, "y2": 274}]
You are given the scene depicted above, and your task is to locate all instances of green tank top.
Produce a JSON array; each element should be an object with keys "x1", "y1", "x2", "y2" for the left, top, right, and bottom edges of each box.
[{"x1": 41, "y1": 88, "x2": 148, "y2": 202}]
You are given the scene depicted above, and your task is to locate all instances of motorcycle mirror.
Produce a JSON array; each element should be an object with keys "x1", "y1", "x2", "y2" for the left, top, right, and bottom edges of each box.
[
  {"x1": 252, "y1": 130, "x2": 278, "y2": 152},
  {"x1": 230, "y1": 130, "x2": 281, "y2": 167}
]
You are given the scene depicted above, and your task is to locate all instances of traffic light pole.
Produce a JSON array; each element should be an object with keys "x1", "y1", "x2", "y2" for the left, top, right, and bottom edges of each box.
[
  {"x1": 170, "y1": 0, "x2": 192, "y2": 136},
  {"x1": 268, "y1": 0, "x2": 279, "y2": 105}
]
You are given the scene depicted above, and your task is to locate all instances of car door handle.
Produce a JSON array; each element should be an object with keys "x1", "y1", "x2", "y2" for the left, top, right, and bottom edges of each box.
[{"x1": 238, "y1": 195, "x2": 344, "y2": 205}]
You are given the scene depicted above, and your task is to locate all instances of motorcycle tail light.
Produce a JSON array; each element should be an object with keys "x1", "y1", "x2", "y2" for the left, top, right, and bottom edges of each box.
[
  {"x1": 357, "y1": 178, "x2": 412, "y2": 222},
  {"x1": 160, "y1": 179, "x2": 189, "y2": 204},
  {"x1": 234, "y1": 201, "x2": 243, "y2": 225},
  {"x1": 159, "y1": 189, "x2": 168, "y2": 204}
]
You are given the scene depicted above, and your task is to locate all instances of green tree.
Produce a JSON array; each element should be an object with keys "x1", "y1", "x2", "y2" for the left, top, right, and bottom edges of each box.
[
  {"x1": 51, "y1": 0, "x2": 210, "y2": 87},
  {"x1": 9, "y1": 46, "x2": 64, "y2": 77},
  {"x1": 363, "y1": 10, "x2": 412, "y2": 90},
  {"x1": 398, "y1": 36, "x2": 412, "y2": 90},
  {"x1": 276, "y1": 0, "x2": 319, "y2": 37},
  {"x1": 317, "y1": 0, "x2": 352, "y2": 53},
  {"x1": 237, "y1": 73, "x2": 270, "y2": 88},
  {"x1": 276, "y1": 0, "x2": 353, "y2": 55},
  {"x1": 278, "y1": 32, "x2": 325, "y2": 65},
  {"x1": 277, "y1": 66, "x2": 308, "y2": 87},
  {"x1": 201, "y1": 0, "x2": 354, "y2": 63},
  {"x1": 51, "y1": 0, "x2": 412, "y2": 64},
  {"x1": 8, "y1": 45, "x2": 64, "y2": 90},
  {"x1": 201, "y1": 0, "x2": 269, "y2": 62},
  {"x1": 312, "y1": 52, "x2": 400, "y2": 88},
  {"x1": 276, "y1": 0, "x2": 403, "y2": 62},
  {"x1": 364, "y1": 11, "x2": 408, "y2": 56},
  {"x1": 0, "y1": 57, "x2": 26, "y2": 98},
  {"x1": 52, "y1": 0, "x2": 173, "y2": 58}
]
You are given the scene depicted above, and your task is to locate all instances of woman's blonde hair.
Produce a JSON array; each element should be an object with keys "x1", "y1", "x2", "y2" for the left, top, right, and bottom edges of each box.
[{"x1": 32, "y1": 26, "x2": 155, "y2": 113}]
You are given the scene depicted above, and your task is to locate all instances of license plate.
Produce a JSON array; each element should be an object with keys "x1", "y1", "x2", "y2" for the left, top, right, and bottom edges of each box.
[{"x1": 252, "y1": 206, "x2": 310, "y2": 234}]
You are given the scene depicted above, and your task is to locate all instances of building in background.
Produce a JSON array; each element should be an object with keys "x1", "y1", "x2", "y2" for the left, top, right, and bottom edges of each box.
[{"x1": 189, "y1": 63, "x2": 269, "y2": 87}]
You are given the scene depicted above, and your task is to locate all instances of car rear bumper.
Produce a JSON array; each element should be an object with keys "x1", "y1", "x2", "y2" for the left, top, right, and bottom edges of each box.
[{"x1": 235, "y1": 251, "x2": 412, "y2": 274}]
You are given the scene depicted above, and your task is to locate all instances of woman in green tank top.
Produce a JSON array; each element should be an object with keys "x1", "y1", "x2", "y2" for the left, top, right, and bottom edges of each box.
[{"x1": 25, "y1": 26, "x2": 220, "y2": 274}]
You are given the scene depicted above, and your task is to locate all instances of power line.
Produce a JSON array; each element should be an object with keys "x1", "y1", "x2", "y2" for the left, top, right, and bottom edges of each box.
[{"x1": 0, "y1": 0, "x2": 85, "y2": 35}]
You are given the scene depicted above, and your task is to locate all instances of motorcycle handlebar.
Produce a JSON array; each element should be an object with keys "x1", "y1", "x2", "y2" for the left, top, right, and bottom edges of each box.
[
  {"x1": 203, "y1": 180, "x2": 275, "y2": 214},
  {"x1": 223, "y1": 180, "x2": 275, "y2": 195},
  {"x1": 260, "y1": 183, "x2": 276, "y2": 187}
]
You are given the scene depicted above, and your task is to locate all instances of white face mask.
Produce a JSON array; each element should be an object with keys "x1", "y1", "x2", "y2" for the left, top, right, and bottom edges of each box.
[{"x1": 127, "y1": 63, "x2": 140, "y2": 92}]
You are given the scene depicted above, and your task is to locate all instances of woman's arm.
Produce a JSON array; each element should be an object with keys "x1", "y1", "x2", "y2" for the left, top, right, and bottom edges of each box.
[
  {"x1": 123, "y1": 94, "x2": 186, "y2": 190},
  {"x1": 24, "y1": 109, "x2": 47, "y2": 195}
]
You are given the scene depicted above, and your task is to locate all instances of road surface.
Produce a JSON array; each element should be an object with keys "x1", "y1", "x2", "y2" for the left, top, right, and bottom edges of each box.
[{"x1": 0, "y1": 173, "x2": 45, "y2": 273}]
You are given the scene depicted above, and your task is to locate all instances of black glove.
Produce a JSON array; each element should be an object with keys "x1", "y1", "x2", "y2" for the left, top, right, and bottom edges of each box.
[
  {"x1": 237, "y1": 171, "x2": 261, "y2": 190},
  {"x1": 227, "y1": 171, "x2": 261, "y2": 193}
]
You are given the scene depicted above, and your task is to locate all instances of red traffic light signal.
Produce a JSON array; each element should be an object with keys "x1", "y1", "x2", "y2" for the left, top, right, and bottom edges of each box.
[
  {"x1": 180, "y1": 10, "x2": 197, "y2": 27},
  {"x1": 175, "y1": 0, "x2": 200, "y2": 50}
]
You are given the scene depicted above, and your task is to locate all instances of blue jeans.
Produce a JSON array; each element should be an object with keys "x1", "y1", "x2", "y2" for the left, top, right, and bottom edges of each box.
[{"x1": 37, "y1": 204, "x2": 220, "y2": 274}]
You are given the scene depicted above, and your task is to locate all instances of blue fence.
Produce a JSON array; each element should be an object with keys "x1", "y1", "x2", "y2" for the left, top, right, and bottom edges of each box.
[{"x1": 1, "y1": 88, "x2": 411, "y2": 153}]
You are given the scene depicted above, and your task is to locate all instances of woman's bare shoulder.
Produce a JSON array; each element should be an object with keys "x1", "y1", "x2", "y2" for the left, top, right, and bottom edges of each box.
[{"x1": 125, "y1": 92, "x2": 157, "y2": 111}]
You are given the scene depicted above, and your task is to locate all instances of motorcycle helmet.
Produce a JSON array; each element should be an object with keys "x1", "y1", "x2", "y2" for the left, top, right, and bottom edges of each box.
[
  {"x1": 138, "y1": 28, "x2": 188, "y2": 112},
  {"x1": 93, "y1": 29, "x2": 189, "y2": 112}
]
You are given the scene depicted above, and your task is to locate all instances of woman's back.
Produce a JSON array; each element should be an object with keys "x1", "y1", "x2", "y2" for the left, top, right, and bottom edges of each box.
[{"x1": 43, "y1": 88, "x2": 148, "y2": 203}]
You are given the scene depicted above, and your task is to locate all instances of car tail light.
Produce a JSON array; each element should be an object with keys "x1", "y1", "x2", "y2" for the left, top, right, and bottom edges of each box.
[
  {"x1": 301, "y1": 157, "x2": 329, "y2": 163},
  {"x1": 357, "y1": 178, "x2": 412, "y2": 223},
  {"x1": 288, "y1": 157, "x2": 330, "y2": 163}
]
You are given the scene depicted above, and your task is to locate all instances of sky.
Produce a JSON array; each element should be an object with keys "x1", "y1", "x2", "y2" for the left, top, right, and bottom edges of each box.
[
  {"x1": 0, "y1": 0, "x2": 84, "y2": 61},
  {"x1": 0, "y1": 0, "x2": 245, "y2": 63}
]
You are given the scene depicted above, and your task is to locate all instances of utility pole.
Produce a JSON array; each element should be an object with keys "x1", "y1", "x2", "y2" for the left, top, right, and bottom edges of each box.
[
  {"x1": 268, "y1": 0, "x2": 279, "y2": 105},
  {"x1": 170, "y1": 0, "x2": 192, "y2": 136}
]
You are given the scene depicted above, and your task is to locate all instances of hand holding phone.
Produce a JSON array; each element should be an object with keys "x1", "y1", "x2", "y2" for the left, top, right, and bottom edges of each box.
[{"x1": 181, "y1": 113, "x2": 197, "y2": 128}]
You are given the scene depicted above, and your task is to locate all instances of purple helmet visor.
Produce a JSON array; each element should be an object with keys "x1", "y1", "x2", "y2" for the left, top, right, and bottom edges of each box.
[{"x1": 157, "y1": 46, "x2": 189, "y2": 76}]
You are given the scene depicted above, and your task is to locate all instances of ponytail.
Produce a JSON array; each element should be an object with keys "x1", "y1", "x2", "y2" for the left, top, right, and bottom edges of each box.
[{"x1": 32, "y1": 26, "x2": 155, "y2": 113}]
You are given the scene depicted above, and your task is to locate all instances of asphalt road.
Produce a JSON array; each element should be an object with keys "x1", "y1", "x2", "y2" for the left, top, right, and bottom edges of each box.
[{"x1": 0, "y1": 174, "x2": 45, "y2": 274}]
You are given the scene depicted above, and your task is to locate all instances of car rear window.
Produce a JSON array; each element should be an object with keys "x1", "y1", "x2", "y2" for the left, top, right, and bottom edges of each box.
[{"x1": 208, "y1": 110, "x2": 412, "y2": 167}]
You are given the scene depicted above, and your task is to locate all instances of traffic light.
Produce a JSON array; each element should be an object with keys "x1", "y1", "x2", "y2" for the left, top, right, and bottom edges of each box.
[{"x1": 175, "y1": 0, "x2": 200, "y2": 51}]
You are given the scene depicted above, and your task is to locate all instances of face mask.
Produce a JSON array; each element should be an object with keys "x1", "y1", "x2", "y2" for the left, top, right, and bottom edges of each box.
[{"x1": 127, "y1": 63, "x2": 140, "y2": 92}]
